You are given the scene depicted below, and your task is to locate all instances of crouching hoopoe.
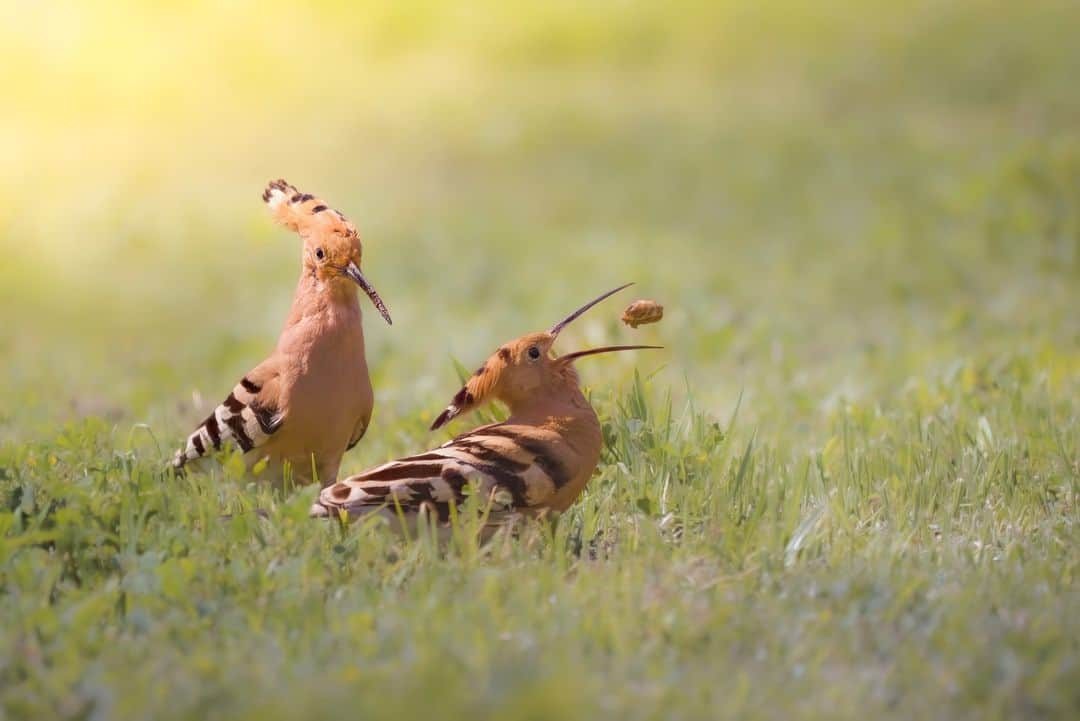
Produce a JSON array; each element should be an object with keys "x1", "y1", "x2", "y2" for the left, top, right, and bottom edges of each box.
[
  {"x1": 172, "y1": 179, "x2": 392, "y2": 485},
  {"x1": 309, "y1": 283, "x2": 659, "y2": 533}
]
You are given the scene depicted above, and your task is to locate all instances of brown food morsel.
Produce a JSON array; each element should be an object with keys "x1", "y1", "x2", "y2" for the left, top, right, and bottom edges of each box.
[{"x1": 621, "y1": 300, "x2": 664, "y2": 328}]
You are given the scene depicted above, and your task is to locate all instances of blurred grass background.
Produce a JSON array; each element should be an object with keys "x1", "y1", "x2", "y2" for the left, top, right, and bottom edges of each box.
[
  {"x1": 3, "y1": 0, "x2": 1077, "y2": 448},
  {"x1": 0, "y1": 1, "x2": 1078, "y2": 719}
]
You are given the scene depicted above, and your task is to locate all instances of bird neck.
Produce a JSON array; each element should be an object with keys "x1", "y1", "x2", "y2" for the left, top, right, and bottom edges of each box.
[
  {"x1": 506, "y1": 384, "x2": 600, "y2": 449},
  {"x1": 282, "y1": 268, "x2": 362, "y2": 330}
]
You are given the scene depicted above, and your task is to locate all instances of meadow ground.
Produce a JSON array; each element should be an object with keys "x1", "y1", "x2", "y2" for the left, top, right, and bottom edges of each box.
[{"x1": 1, "y1": 1, "x2": 1078, "y2": 719}]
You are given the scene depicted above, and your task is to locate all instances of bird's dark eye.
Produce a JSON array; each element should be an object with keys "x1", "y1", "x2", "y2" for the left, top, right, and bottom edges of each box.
[
  {"x1": 315, "y1": 248, "x2": 325, "y2": 261},
  {"x1": 527, "y1": 346, "x2": 541, "y2": 360}
]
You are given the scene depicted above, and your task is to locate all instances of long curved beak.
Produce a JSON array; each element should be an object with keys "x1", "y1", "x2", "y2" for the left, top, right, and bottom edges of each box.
[
  {"x1": 558, "y1": 344, "x2": 662, "y2": 363},
  {"x1": 344, "y1": 261, "x2": 392, "y2": 325},
  {"x1": 549, "y1": 282, "x2": 634, "y2": 337}
]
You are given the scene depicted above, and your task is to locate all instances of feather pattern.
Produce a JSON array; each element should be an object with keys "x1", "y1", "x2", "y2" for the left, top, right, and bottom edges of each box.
[
  {"x1": 310, "y1": 283, "x2": 658, "y2": 528},
  {"x1": 262, "y1": 178, "x2": 354, "y2": 237},
  {"x1": 173, "y1": 373, "x2": 283, "y2": 470},
  {"x1": 171, "y1": 179, "x2": 389, "y2": 485},
  {"x1": 314, "y1": 423, "x2": 569, "y2": 523}
]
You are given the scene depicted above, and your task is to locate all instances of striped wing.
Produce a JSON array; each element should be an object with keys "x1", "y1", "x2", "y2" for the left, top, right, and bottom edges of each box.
[
  {"x1": 312, "y1": 423, "x2": 571, "y2": 524},
  {"x1": 172, "y1": 368, "x2": 283, "y2": 471}
]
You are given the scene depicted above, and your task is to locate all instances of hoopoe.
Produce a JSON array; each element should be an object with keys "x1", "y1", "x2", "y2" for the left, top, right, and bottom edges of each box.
[
  {"x1": 309, "y1": 283, "x2": 659, "y2": 533},
  {"x1": 172, "y1": 179, "x2": 392, "y2": 485}
]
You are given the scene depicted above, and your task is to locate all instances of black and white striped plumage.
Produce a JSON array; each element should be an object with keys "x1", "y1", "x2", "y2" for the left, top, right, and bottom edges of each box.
[
  {"x1": 170, "y1": 178, "x2": 393, "y2": 484},
  {"x1": 311, "y1": 282, "x2": 659, "y2": 531},
  {"x1": 312, "y1": 422, "x2": 574, "y2": 527},
  {"x1": 172, "y1": 374, "x2": 283, "y2": 471}
]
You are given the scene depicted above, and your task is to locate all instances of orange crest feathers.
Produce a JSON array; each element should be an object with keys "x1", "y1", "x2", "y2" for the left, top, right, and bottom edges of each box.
[
  {"x1": 429, "y1": 284, "x2": 641, "y2": 431},
  {"x1": 262, "y1": 179, "x2": 355, "y2": 238},
  {"x1": 430, "y1": 349, "x2": 510, "y2": 430}
]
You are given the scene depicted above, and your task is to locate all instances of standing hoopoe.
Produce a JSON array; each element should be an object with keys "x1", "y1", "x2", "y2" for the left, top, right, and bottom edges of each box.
[
  {"x1": 309, "y1": 283, "x2": 659, "y2": 531},
  {"x1": 172, "y1": 179, "x2": 392, "y2": 485}
]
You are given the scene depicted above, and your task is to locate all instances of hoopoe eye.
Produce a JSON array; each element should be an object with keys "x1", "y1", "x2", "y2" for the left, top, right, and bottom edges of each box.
[
  {"x1": 527, "y1": 346, "x2": 541, "y2": 360},
  {"x1": 314, "y1": 247, "x2": 326, "y2": 261}
]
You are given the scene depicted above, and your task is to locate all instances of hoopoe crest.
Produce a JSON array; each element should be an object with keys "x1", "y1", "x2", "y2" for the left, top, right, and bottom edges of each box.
[
  {"x1": 311, "y1": 283, "x2": 660, "y2": 531},
  {"x1": 261, "y1": 179, "x2": 391, "y2": 323},
  {"x1": 172, "y1": 179, "x2": 391, "y2": 485}
]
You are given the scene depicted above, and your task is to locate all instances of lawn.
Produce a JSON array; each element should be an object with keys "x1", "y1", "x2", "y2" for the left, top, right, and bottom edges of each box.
[{"x1": 1, "y1": 1, "x2": 1077, "y2": 719}]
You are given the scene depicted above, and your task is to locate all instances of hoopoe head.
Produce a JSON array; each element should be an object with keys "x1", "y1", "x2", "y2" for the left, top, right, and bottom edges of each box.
[
  {"x1": 430, "y1": 283, "x2": 660, "y2": 429},
  {"x1": 262, "y1": 179, "x2": 392, "y2": 324}
]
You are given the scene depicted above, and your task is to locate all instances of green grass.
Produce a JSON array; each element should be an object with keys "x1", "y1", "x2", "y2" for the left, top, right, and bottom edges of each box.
[{"x1": 1, "y1": 1, "x2": 1078, "y2": 718}]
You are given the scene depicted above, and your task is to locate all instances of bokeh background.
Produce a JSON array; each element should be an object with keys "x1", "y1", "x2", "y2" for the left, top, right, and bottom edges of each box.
[
  {"x1": 3, "y1": 0, "x2": 1076, "y2": 458},
  {"x1": 1, "y1": 2, "x2": 1078, "y2": 718}
]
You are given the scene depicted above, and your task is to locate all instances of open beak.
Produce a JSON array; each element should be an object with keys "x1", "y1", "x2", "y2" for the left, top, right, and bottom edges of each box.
[
  {"x1": 344, "y1": 261, "x2": 392, "y2": 325},
  {"x1": 550, "y1": 284, "x2": 659, "y2": 361},
  {"x1": 549, "y1": 282, "x2": 634, "y2": 337},
  {"x1": 558, "y1": 344, "x2": 662, "y2": 364}
]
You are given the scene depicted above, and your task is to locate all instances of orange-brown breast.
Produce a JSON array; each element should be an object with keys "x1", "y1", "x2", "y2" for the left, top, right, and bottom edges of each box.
[{"x1": 262, "y1": 294, "x2": 372, "y2": 484}]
